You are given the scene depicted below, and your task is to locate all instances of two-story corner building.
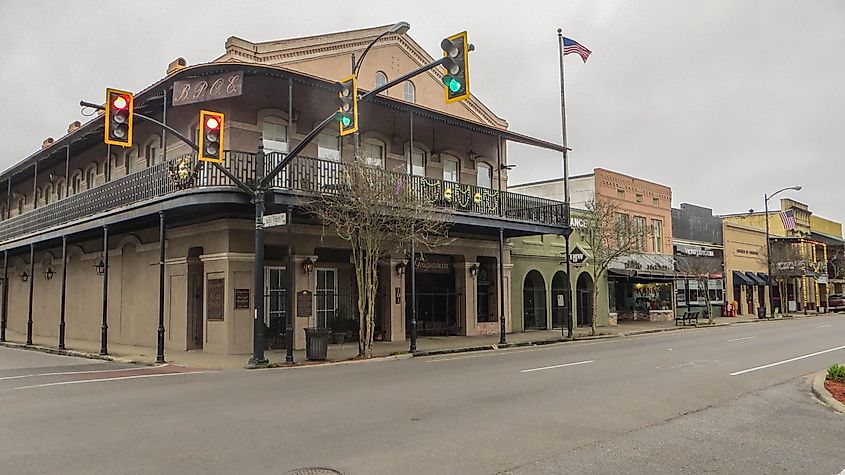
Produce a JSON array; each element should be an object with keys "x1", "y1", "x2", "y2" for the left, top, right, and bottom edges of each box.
[
  {"x1": 672, "y1": 204, "x2": 725, "y2": 318},
  {"x1": 810, "y1": 215, "x2": 845, "y2": 296},
  {"x1": 512, "y1": 168, "x2": 675, "y2": 323},
  {"x1": 0, "y1": 25, "x2": 569, "y2": 356},
  {"x1": 722, "y1": 198, "x2": 833, "y2": 315}
]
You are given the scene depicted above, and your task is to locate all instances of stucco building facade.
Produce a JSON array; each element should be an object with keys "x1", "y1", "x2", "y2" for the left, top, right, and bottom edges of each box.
[{"x1": 0, "y1": 26, "x2": 569, "y2": 356}]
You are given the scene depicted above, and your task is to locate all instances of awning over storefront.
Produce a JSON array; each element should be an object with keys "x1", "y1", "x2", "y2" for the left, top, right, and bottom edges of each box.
[
  {"x1": 810, "y1": 231, "x2": 845, "y2": 247},
  {"x1": 756, "y1": 272, "x2": 770, "y2": 284},
  {"x1": 732, "y1": 271, "x2": 754, "y2": 286},
  {"x1": 745, "y1": 272, "x2": 767, "y2": 286},
  {"x1": 608, "y1": 269, "x2": 676, "y2": 282}
]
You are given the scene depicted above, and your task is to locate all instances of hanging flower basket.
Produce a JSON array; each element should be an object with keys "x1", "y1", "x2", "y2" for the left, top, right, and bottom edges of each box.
[{"x1": 168, "y1": 157, "x2": 199, "y2": 189}]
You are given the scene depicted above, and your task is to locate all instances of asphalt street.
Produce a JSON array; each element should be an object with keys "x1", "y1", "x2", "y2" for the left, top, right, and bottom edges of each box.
[{"x1": 0, "y1": 315, "x2": 843, "y2": 475}]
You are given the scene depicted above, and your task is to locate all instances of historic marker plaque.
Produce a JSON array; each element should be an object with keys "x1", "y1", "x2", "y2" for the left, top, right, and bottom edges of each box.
[
  {"x1": 235, "y1": 288, "x2": 250, "y2": 309},
  {"x1": 297, "y1": 290, "x2": 313, "y2": 318},
  {"x1": 207, "y1": 278, "x2": 225, "y2": 321}
]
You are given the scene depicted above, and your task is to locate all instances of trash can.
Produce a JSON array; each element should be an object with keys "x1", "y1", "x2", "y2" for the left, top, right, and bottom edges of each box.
[
  {"x1": 304, "y1": 327, "x2": 331, "y2": 361},
  {"x1": 757, "y1": 307, "x2": 767, "y2": 319}
]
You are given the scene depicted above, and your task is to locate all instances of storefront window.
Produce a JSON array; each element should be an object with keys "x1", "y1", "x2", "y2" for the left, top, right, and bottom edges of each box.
[{"x1": 613, "y1": 281, "x2": 673, "y2": 316}]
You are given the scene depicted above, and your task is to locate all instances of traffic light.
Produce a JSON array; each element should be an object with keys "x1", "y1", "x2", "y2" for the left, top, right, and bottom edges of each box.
[
  {"x1": 104, "y1": 88, "x2": 134, "y2": 147},
  {"x1": 198, "y1": 110, "x2": 225, "y2": 163},
  {"x1": 336, "y1": 75, "x2": 358, "y2": 137},
  {"x1": 441, "y1": 32, "x2": 471, "y2": 103}
]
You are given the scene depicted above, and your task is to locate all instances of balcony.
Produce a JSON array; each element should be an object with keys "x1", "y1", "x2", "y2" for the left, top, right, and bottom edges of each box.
[{"x1": 0, "y1": 151, "x2": 569, "y2": 244}]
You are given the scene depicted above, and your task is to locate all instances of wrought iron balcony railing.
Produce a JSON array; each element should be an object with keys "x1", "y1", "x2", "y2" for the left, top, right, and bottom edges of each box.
[{"x1": 0, "y1": 151, "x2": 568, "y2": 244}]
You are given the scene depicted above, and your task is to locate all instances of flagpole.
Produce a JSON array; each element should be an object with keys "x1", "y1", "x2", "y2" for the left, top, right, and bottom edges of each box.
[{"x1": 558, "y1": 28, "x2": 574, "y2": 339}]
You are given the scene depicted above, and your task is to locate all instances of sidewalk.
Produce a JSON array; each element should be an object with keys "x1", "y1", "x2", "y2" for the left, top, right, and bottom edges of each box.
[{"x1": 0, "y1": 313, "x2": 788, "y2": 370}]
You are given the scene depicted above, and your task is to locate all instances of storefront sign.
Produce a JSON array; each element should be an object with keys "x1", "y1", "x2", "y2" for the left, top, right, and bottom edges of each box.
[
  {"x1": 570, "y1": 217, "x2": 588, "y2": 229},
  {"x1": 414, "y1": 255, "x2": 452, "y2": 274},
  {"x1": 172, "y1": 71, "x2": 243, "y2": 106},
  {"x1": 614, "y1": 253, "x2": 674, "y2": 273},
  {"x1": 818, "y1": 275, "x2": 829, "y2": 284},
  {"x1": 569, "y1": 245, "x2": 587, "y2": 266},
  {"x1": 235, "y1": 289, "x2": 250, "y2": 309},
  {"x1": 207, "y1": 278, "x2": 225, "y2": 321},
  {"x1": 679, "y1": 247, "x2": 715, "y2": 257},
  {"x1": 736, "y1": 248, "x2": 760, "y2": 256}
]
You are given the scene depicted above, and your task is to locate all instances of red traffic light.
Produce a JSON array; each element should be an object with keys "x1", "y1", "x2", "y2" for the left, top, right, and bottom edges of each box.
[
  {"x1": 205, "y1": 116, "x2": 220, "y2": 130},
  {"x1": 112, "y1": 95, "x2": 129, "y2": 110}
]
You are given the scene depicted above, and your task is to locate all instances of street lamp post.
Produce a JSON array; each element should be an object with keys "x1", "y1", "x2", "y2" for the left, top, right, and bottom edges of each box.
[{"x1": 764, "y1": 185, "x2": 801, "y2": 317}]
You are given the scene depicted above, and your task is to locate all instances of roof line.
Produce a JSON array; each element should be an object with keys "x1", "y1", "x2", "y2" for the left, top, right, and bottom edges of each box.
[{"x1": 510, "y1": 172, "x2": 594, "y2": 188}]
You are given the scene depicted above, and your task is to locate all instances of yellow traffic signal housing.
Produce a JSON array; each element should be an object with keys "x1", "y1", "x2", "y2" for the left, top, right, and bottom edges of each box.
[
  {"x1": 104, "y1": 88, "x2": 134, "y2": 147},
  {"x1": 441, "y1": 32, "x2": 471, "y2": 104},
  {"x1": 336, "y1": 75, "x2": 358, "y2": 137},
  {"x1": 198, "y1": 110, "x2": 225, "y2": 163}
]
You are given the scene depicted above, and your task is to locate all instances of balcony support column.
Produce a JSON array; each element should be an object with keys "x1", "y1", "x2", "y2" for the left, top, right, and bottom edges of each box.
[
  {"x1": 156, "y1": 211, "x2": 166, "y2": 363},
  {"x1": 161, "y1": 88, "x2": 168, "y2": 164},
  {"x1": 26, "y1": 243, "x2": 34, "y2": 345},
  {"x1": 1, "y1": 250, "x2": 7, "y2": 342},
  {"x1": 100, "y1": 225, "x2": 109, "y2": 355},
  {"x1": 59, "y1": 236, "x2": 67, "y2": 349},
  {"x1": 32, "y1": 161, "x2": 38, "y2": 211},
  {"x1": 65, "y1": 145, "x2": 70, "y2": 197}
]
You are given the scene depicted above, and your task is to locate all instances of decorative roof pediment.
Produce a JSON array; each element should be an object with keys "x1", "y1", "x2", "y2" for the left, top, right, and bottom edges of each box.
[{"x1": 215, "y1": 25, "x2": 507, "y2": 129}]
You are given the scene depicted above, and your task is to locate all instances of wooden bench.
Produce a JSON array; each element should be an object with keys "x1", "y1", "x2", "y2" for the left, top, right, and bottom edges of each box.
[{"x1": 675, "y1": 311, "x2": 699, "y2": 326}]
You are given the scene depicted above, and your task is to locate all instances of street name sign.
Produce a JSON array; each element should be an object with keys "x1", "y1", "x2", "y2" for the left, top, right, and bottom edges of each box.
[{"x1": 262, "y1": 213, "x2": 287, "y2": 228}]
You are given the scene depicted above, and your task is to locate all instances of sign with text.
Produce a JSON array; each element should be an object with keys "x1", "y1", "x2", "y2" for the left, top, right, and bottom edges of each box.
[
  {"x1": 569, "y1": 245, "x2": 587, "y2": 266},
  {"x1": 235, "y1": 289, "x2": 250, "y2": 309},
  {"x1": 207, "y1": 278, "x2": 225, "y2": 321},
  {"x1": 262, "y1": 213, "x2": 287, "y2": 228},
  {"x1": 172, "y1": 71, "x2": 243, "y2": 107}
]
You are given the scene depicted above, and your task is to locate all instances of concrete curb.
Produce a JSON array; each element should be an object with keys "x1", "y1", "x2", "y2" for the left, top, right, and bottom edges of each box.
[
  {"x1": 246, "y1": 352, "x2": 414, "y2": 370},
  {"x1": 0, "y1": 340, "x2": 148, "y2": 366},
  {"x1": 811, "y1": 370, "x2": 845, "y2": 414}
]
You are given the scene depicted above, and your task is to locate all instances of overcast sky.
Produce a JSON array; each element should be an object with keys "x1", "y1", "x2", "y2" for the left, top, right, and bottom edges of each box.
[{"x1": 1, "y1": 1, "x2": 843, "y2": 224}]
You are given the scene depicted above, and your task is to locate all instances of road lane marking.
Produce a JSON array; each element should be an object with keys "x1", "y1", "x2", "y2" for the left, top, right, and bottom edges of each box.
[
  {"x1": 0, "y1": 365, "x2": 167, "y2": 381},
  {"x1": 727, "y1": 336, "x2": 755, "y2": 342},
  {"x1": 520, "y1": 360, "x2": 594, "y2": 373},
  {"x1": 818, "y1": 324, "x2": 832, "y2": 328},
  {"x1": 730, "y1": 345, "x2": 845, "y2": 376},
  {"x1": 13, "y1": 370, "x2": 208, "y2": 390}
]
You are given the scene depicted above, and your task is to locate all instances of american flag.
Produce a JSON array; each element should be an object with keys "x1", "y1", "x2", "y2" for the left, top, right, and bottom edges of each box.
[
  {"x1": 780, "y1": 210, "x2": 796, "y2": 230},
  {"x1": 563, "y1": 37, "x2": 592, "y2": 63}
]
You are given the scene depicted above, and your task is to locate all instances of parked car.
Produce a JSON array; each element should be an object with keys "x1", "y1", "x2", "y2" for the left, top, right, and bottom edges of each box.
[{"x1": 828, "y1": 294, "x2": 845, "y2": 312}]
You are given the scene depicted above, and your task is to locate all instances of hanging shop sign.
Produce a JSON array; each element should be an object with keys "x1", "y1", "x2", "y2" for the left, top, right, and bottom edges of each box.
[
  {"x1": 569, "y1": 245, "x2": 587, "y2": 266},
  {"x1": 678, "y1": 247, "x2": 715, "y2": 257}
]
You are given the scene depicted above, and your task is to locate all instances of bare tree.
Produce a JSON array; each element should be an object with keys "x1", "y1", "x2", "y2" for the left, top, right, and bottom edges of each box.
[
  {"x1": 580, "y1": 196, "x2": 645, "y2": 335},
  {"x1": 764, "y1": 241, "x2": 802, "y2": 315},
  {"x1": 307, "y1": 161, "x2": 452, "y2": 357},
  {"x1": 675, "y1": 255, "x2": 722, "y2": 324}
]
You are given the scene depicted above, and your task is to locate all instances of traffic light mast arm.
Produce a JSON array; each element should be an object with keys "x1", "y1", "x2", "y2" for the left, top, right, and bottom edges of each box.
[{"x1": 80, "y1": 100, "x2": 253, "y2": 195}]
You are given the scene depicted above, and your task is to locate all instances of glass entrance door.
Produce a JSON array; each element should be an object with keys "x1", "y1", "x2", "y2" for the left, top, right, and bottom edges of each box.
[
  {"x1": 264, "y1": 267, "x2": 287, "y2": 348},
  {"x1": 316, "y1": 269, "x2": 337, "y2": 329}
]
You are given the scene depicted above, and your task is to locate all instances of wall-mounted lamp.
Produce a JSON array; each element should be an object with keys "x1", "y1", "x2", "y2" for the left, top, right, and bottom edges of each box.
[
  {"x1": 20, "y1": 271, "x2": 29, "y2": 282},
  {"x1": 45, "y1": 267, "x2": 54, "y2": 280},
  {"x1": 396, "y1": 261, "x2": 407, "y2": 276},
  {"x1": 301, "y1": 257, "x2": 314, "y2": 276},
  {"x1": 469, "y1": 262, "x2": 480, "y2": 277},
  {"x1": 500, "y1": 163, "x2": 516, "y2": 171},
  {"x1": 94, "y1": 257, "x2": 106, "y2": 276}
]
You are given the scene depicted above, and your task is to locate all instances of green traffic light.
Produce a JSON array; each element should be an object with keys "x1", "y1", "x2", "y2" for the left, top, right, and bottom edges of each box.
[
  {"x1": 340, "y1": 116, "x2": 352, "y2": 127},
  {"x1": 448, "y1": 78, "x2": 462, "y2": 93}
]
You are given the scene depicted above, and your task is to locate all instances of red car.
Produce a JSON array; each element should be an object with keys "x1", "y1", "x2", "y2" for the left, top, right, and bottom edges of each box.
[{"x1": 828, "y1": 294, "x2": 845, "y2": 312}]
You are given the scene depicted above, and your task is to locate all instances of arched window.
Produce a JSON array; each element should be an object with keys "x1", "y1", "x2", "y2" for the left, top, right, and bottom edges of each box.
[
  {"x1": 442, "y1": 154, "x2": 460, "y2": 183},
  {"x1": 125, "y1": 146, "x2": 139, "y2": 175},
  {"x1": 375, "y1": 71, "x2": 388, "y2": 90},
  {"x1": 317, "y1": 133, "x2": 340, "y2": 162},
  {"x1": 85, "y1": 167, "x2": 97, "y2": 190},
  {"x1": 16, "y1": 197, "x2": 24, "y2": 215},
  {"x1": 145, "y1": 135, "x2": 162, "y2": 167},
  {"x1": 34, "y1": 188, "x2": 43, "y2": 207},
  {"x1": 407, "y1": 146, "x2": 425, "y2": 176},
  {"x1": 56, "y1": 179, "x2": 65, "y2": 200},
  {"x1": 44, "y1": 184, "x2": 52, "y2": 205},
  {"x1": 70, "y1": 172, "x2": 82, "y2": 195},
  {"x1": 477, "y1": 162, "x2": 492, "y2": 188},
  {"x1": 403, "y1": 81, "x2": 416, "y2": 102},
  {"x1": 261, "y1": 116, "x2": 288, "y2": 154},
  {"x1": 362, "y1": 139, "x2": 385, "y2": 169}
]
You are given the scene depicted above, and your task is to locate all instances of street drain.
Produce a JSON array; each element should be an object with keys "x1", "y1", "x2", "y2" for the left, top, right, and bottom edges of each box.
[{"x1": 286, "y1": 468, "x2": 342, "y2": 475}]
